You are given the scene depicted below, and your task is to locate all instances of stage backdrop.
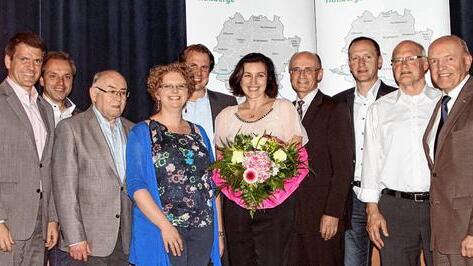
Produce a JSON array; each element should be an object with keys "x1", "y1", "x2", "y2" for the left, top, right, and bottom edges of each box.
[{"x1": 1, "y1": 0, "x2": 473, "y2": 121}]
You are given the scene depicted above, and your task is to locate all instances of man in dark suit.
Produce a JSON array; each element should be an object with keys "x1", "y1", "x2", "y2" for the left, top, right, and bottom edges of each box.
[
  {"x1": 423, "y1": 35, "x2": 473, "y2": 265},
  {"x1": 178, "y1": 44, "x2": 237, "y2": 156},
  {"x1": 0, "y1": 32, "x2": 58, "y2": 265},
  {"x1": 52, "y1": 70, "x2": 133, "y2": 265},
  {"x1": 287, "y1": 51, "x2": 353, "y2": 266},
  {"x1": 333, "y1": 36, "x2": 396, "y2": 266}
]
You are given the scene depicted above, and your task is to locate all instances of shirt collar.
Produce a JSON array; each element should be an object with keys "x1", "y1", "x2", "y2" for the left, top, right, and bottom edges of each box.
[
  {"x1": 445, "y1": 74, "x2": 470, "y2": 100},
  {"x1": 392, "y1": 84, "x2": 438, "y2": 104},
  {"x1": 7, "y1": 76, "x2": 39, "y2": 105},
  {"x1": 188, "y1": 88, "x2": 209, "y2": 103},
  {"x1": 354, "y1": 79, "x2": 381, "y2": 101},
  {"x1": 92, "y1": 105, "x2": 122, "y2": 129},
  {"x1": 296, "y1": 88, "x2": 318, "y2": 103},
  {"x1": 44, "y1": 95, "x2": 76, "y2": 114}
]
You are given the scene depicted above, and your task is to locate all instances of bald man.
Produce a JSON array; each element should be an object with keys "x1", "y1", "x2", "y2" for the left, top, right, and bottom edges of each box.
[
  {"x1": 423, "y1": 35, "x2": 473, "y2": 266},
  {"x1": 52, "y1": 70, "x2": 134, "y2": 265}
]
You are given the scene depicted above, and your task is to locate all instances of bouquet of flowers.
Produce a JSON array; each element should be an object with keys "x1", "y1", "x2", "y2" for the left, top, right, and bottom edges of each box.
[{"x1": 211, "y1": 133, "x2": 309, "y2": 217}]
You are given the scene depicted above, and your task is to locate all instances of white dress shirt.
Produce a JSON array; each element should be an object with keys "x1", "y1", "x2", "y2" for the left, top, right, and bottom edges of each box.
[
  {"x1": 359, "y1": 86, "x2": 441, "y2": 203},
  {"x1": 427, "y1": 75, "x2": 470, "y2": 161},
  {"x1": 295, "y1": 88, "x2": 318, "y2": 119},
  {"x1": 44, "y1": 95, "x2": 77, "y2": 126},
  {"x1": 352, "y1": 79, "x2": 381, "y2": 197},
  {"x1": 182, "y1": 89, "x2": 215, "y2": 157}
]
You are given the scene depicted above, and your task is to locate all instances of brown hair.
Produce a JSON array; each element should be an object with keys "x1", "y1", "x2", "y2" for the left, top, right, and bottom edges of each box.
[
  {"x1": 5, "y1": 32, "x2": 47, "y2": 58},
  {"x1": 178, "y1": 44, "x2": 215, "y2": 71},
  {"x1": 42, "y1": 51, "x2": 77, "y2": 75},
  {"x1": 147, "y1": 62, "x2": 196, "y2": 108},
  {"x1": 229, "y1": 53, "x2": 278, "y2": 98}
]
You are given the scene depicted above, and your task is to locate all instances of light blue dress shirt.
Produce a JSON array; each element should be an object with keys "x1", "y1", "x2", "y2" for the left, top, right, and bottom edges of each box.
[{"x1": 93, "y1": 106, "x2": 127, "y2": 183}]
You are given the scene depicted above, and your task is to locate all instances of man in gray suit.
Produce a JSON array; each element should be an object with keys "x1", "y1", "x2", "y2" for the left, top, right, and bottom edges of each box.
[
  {"x1": 0, "y1": 32, "x2": 59, "y2": 265},
  {"x1": 52, "y1": 70, "x2": 133, "y2": 265}
]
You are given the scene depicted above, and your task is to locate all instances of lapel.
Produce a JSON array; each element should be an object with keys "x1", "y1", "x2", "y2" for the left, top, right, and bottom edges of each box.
[
  {"x1": 2, "y1": 81, "x2": 39, "y2": 160},
  {"x1": 37, "y1": 97, "x2": 53, "y2": 161},
  {"x1": 423, "y1": 99, "x2": 441, "y2": 170},
  {"x1": 302, "y1": 91, "x2": 324, "y2": 127},
  {"x1": 86, "y1": 107, "x2": 121, "y2": 182},
  {"x1": 435, "y1": 77, "x2": 473, "y2": 160},
  {"x1": 207, "y1": 90, "x2": 219, "y2": 128},
  {"x1": 376, "y1": 81, "x2": 395, "y2": 99}
]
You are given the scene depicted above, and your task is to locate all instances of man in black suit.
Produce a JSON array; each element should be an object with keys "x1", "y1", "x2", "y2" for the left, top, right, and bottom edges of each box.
[
  {"x1": 333, "y1": 36, "x2": 397, "y2": 266},
  {"x1": 178, "y1": 44, "x2": 237, "y2": 156},
  {"x1": 287, "y1": 51, "x2": 353, "y2": 266}
]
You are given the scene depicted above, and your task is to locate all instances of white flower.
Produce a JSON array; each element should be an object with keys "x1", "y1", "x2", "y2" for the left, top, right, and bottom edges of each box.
[
  {"x1": 251, "y1": 135, "x2": 268, "y2": 149},
  {"x1": 273, "y1": 149, "x2": 287, "y2": 162},
  {"x1": 271, "y1": 164, "x2": 280, "y2": 176},
  {"x1": 231, "y1": 150, "x2": 244, "y2": 164}
]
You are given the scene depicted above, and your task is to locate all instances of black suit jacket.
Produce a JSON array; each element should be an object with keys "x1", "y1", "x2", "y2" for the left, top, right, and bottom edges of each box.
[
  {"x1": 295, "y1": 91, "x2": 353, "y2": 234},
  {"x1": 208, "y1": 89, "x2": 237, "y2": 128},
  {"x1": 332, "y1": 81, "x2": 397, "y2": 162}
]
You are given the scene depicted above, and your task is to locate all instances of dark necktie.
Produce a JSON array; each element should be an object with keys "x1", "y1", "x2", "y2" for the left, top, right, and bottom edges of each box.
[
  {"x1": 434, "y1": 95, "x2": 451, "y2": 156},
  {"x1": 297, "y1": 100, "x2": 304, "y2": 119}
]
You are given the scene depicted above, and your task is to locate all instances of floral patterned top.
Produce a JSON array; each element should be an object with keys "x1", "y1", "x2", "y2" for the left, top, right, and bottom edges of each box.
[{"x1": 149, "y1": 120, "x2": 214, "y2": 228}]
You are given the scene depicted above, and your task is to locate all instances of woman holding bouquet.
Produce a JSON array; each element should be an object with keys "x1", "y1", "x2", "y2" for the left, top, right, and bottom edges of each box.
[
  {"x1": 126, "y1": 63, "x2": 222, "y2": 266},
  {"x1": 214, "y1": 53, "x2": 308, "y2": 265}
]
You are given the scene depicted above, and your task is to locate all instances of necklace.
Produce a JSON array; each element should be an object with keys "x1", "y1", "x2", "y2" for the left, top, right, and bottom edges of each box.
[{"x1": 235, "y1": 108, "x2": 273, "y2": 123}]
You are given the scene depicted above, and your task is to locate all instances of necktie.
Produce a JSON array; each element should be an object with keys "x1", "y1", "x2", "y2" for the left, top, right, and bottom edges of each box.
[
  {"x1": 297, "y1": 100, "x2": 304, "y2": 119},
  {"x1": 434, "y1": 95, "x2": 451, "y2": 156}
]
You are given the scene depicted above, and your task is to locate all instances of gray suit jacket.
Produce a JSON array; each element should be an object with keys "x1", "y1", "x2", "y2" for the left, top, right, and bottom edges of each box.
[
  {"x1": 423, "y1": 77, "x2": 473, "y2": 254},
  {"x1": 0, "y1": 79, "x2": 56, "y2": 240},
  {"x1": 52, "y1": 107, "x2": 133, "y2": 257}
]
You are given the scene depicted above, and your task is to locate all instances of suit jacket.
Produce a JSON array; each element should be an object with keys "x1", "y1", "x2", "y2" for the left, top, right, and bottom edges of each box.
[
  {"x1": 294, "y1": 91, "x2": 353, "y2": 234},
  {"x1": 423, "y1": 77, "x2": 473, "y2": 254},
  {"x1": 52, "y1": 107, "x2": 134, "y2": 257},
  {"x1": 332, "y1": 81, "x2": 397, "y2": 162},
  {"x1": 0, "y1": 80, "x2": 56, "y2": 242},
  {"x1": 207, "y1": 89, "x2": 237, "y2": 128}
]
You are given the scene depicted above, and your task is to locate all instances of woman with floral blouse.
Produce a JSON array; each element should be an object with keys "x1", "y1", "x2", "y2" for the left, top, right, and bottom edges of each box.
[{"x1": 126, "y1": 63, "x2": 222, "y2": 266}]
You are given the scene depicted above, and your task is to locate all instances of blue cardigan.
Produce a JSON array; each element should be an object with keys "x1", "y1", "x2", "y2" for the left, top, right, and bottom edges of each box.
[{"x1": 126, "y1": 121, "x2": 221, "y2": 266}]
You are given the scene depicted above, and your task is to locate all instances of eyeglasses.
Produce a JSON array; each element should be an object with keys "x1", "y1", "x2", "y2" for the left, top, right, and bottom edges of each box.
[
  {"x1": 159, "y1": 84, "x2": 188, "y2": 91},
  {"x1": 289, "y1": 67, "x2": 321, "y2": 75},
  {"x1": 391, "y1": 55, "x2": 425, "y2": 66},
  {"x1": 95, "y1": 86, "x2": 130, "y2": 98}
]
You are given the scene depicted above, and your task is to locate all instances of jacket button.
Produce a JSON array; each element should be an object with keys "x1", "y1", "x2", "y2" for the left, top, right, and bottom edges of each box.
[
  {"x1": 120, "y1": 186, "x2": 124, "y2": 191},
  {"x1": 36, "y1": 188, "x2": 41, "y2": 193},
  {"x1": 115, "y1": 214, "x2": 120, "y2": 218},
  {"x1": 432, "y1": 172, "x2": 437, "y2": 177},
  {"x1": 39, "y1": 163, "x2": 43, "y2": 168}
]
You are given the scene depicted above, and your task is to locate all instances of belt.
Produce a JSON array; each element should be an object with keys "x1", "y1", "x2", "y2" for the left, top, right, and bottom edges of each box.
[
  {"x1": 352, "y1": 181, "x2": 361, "y2": 187},
  {"x1": 381, "y1": 188, "x2": 429, "y2": 202}
]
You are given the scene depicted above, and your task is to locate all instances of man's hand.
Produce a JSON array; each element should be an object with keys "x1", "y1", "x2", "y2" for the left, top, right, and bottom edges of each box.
[
  {"x1": 320, "y1": 215, "x2": 339, "y2": 240},
  {"x1": 0, "y1": 223, "x2": 14, "y2": 252},
  {"x1": 69, "y1": 241, "x2": 91, "y2": 261},
  {"x1": 161, "y1": 222, "x2": 183, "y2": 257},
  {"x1": 218, "y1": 233, "x2": 225, "y2": 257},
  {"x1": 45, "y1": 222, "x2": 59, "y2": 250},
  {"x1": 366, "y1": 203, "x2": 389, "y2": 249},
  {"x1": 461, "y1": 235, "x2": 473, "y2": 257}
]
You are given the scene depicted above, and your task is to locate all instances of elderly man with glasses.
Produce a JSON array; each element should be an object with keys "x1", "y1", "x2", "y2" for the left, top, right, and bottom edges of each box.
[
  {"x1": 52, "y1": 70, "x2": 134, "y2": 265},
  {"x1": 359, "y1": 40, "x2": 439, "y2": 266}
]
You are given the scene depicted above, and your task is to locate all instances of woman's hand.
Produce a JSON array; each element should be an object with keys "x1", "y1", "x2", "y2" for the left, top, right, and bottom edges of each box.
[{"x1": 161, "y1": 222, "x2": 184, "y2": 256}]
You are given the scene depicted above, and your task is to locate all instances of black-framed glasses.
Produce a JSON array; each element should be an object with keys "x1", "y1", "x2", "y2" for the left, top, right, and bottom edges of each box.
[
  {"x1": 391, "y1": 55, "x2": 425, "y2": 66},
  {"x1": 95, "y1": 86, "x2": 130, "y2": 98},
  {"x1": 289, "y1": 67, "x2": 321, "y2": 75}
]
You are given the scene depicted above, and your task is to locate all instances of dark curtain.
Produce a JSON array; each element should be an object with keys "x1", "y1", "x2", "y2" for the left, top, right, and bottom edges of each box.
[
  {"x1": 450, "y1": 0, "x2": 473, "y2": 74},
  {"x1": 40, "y1": 0, "x2": 187, "y2": 122}
]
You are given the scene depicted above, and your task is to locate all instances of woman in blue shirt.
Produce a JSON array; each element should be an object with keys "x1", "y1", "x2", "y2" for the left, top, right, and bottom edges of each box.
[{"x1": 126, "y1": 63, "x2": 222, "y2": 266}]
